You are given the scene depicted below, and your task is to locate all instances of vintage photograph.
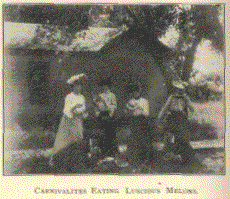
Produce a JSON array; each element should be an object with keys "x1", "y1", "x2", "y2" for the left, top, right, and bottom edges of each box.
[{"x1": 3, "y1": 4, "x2": 225, "y2": 175}]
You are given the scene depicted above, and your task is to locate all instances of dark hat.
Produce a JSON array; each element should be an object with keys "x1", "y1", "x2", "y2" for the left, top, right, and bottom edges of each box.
[
  {"x1": 99, "y1": 77, "x2": 112, "y2": 86},
  {"x1": 126, "y1": 83, "x2": 141, "y2": 93}
]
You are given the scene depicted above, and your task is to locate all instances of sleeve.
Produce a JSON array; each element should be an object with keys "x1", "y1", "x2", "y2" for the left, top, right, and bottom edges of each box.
[
  {"x1": 97, "y1": 94, "x2": 108, "y2": 111},
  {"x1": 73, "y1": 96, "x2": 86, "y2": 114},
  {"x1": 126, "y1": 99, "x2": 135, "y2": 110},
  {"x1": 63, "y1": 94, "x2": 74, "y2": 118},
  {"x1": 142, "y1": 99, "x2": 150, "y2": 116},
  {"x1": 109, "y1": 94, "x2": 117, "y2": 116}
]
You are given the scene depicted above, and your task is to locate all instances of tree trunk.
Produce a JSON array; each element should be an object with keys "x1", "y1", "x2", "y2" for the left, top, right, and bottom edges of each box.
[{"x1": 181, "y1": 37, "x2": 202, "y2": 81}]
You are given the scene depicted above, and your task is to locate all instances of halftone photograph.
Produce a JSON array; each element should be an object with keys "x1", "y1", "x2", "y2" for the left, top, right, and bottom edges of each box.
[{"x1": 3, "y1": 4, "x2": 225, "y2": 175}]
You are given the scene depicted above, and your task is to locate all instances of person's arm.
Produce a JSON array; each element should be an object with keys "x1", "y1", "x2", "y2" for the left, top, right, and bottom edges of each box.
[
  {"x1": 142, "y1": 99, "x2": 150, "y2": 116},
  {"x1": 184, "y1": 94, "x2": 194, "y2": 112},
  {"x1": 126, "y1": 99, "x2": 135, "y2": 110},
  {"x1": 63, "y1": 94, "x2": 74, "y2": 119},
  {"x1": 109, "y1": 94, "x2": 117, "y2": 117},
  {"x1": 125, "y1": 99, "x2": 135, "y2": 116},
  {"x1": 92, "y1": 94, "x2": 101, "y2": 116},
  {"x1": 99, "y1": 94, "x2": 109, "y2": 111},
  {"x1": 73, "y1": 96, "x2": 86, "y2": 114}
]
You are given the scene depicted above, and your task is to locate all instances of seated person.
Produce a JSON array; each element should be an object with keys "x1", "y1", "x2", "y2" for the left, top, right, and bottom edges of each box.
[
  {"x1": 126, "y1": 84, "x2": 149, "y2": 117},
  {"x1": 121, "y1": 83, "x2": 151, "y2": 167}
]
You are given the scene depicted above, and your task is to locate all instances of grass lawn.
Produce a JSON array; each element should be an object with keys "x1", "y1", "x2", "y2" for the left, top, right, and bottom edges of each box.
[
  {"x1": 190, "y1": 98, "x2": 225, "y2": 140},
  {"x1": 4, "y1": 99, "x2": 225, "y2": 175}
]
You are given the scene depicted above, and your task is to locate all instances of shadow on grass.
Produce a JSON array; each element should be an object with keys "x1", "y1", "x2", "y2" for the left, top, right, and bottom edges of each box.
[
  {"x1": 14, "y1": 150, "x2": 207, "y2": 175},
  {"x1": 18, "y1": 119, "x2": 218, "y2": 151},
  {"x1": 18, "y1": 133, "x2": 55, "y2": 150}
]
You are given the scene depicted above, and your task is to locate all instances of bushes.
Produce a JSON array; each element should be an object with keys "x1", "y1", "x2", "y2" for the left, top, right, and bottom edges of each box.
[{"x1": 186, "y1": 84, "x2": 222, "y2": 103}]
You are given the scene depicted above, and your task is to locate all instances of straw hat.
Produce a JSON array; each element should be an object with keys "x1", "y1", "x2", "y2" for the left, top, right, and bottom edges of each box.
[{"x1": 67, "y1": 73, "x2": 87, "y2": 84}]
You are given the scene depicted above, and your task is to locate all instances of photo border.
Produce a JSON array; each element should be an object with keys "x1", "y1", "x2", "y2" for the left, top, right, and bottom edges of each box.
[{"x1": 1, "y1": 0, "x2": 229, "y2": 198}]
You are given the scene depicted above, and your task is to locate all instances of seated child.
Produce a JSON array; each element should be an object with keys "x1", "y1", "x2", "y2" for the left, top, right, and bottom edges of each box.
[{"x1": 121, "y1": 83, "x2": 151, "y2": 167}]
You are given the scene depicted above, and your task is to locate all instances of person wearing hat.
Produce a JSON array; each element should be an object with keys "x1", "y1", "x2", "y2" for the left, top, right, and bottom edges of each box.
[
  {"x1": 170, "y1": 80, "x2": 194, "y2": 115},
  {"x1": 126, "y1": 83, "x2": 149, "y2": 117},
  {"x1": 158, "y1": 79, "x2": 197, "y2": 164},
  {"x1": 49, "y1": 73, "x2": 89, "y2": 166},
  {"x1": 93, "y1": 77, "x2": 117, "y2": 163}
]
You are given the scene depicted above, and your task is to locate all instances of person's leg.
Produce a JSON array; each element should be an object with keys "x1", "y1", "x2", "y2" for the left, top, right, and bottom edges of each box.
[
  {"x1": 98, "y1": 117, "x2": 107, "y2": 157},
  {"x1": 105, "y1": 118, "x2": 118, "y2": 156},
  {"x1": 99, "y1": 118, "x2": 117, "y2": 157},
  {"x1": 167, "y1": 112, "x2": 196, "y2": 164},
  {"x1": 127, "y1": 117, "x2": 150, "y2": 167},
  {"x1": 53, "y1": 139, "x2": 90, "y2": 173},
  {"x1": 172, "y1": 136, "x2": 196, "y2": 164},
  {"x1": 97, "y1": 111, "x2": 115, "y2": 159}
]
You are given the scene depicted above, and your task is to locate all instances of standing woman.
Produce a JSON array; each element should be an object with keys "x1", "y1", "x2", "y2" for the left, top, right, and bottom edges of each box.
[{"x1": 49, "y1": 73, "x2": 89, "y2": 166}]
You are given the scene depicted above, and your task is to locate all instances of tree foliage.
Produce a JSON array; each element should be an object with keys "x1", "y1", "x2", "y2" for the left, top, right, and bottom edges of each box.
[
  {"x1": 174, "y1": 5, "x2": 224, "y2": 80},
  {"x1": 5, "y1": 4, "x2": 224, "y2": 80}
]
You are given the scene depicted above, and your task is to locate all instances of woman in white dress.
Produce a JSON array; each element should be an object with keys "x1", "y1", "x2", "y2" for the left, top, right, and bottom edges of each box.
[{"x1": 49, "y1": 73, "x2": 89, "y2": 166}]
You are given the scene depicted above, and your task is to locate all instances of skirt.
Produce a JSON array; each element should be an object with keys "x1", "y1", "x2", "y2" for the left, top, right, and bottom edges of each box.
[{"x1": 52, "y1": 115, "x2": 84, "y2": 156}]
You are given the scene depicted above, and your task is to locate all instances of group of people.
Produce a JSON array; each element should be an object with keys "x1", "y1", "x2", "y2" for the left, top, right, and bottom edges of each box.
[
  {"x1": 49, "y1": 73, "x2": 150, "y2": 168},
  {"x1": 49, "y1": 72, "x2": 196, "y2": 170}
]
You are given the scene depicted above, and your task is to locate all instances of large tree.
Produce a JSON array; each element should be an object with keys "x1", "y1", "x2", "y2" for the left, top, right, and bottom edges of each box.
[
  {"x1": 4, "y1": 4, "x2": 224, "y2": 80},
  {"x1": 174, "y1": 5, "x2": 224, "y2": 81}
]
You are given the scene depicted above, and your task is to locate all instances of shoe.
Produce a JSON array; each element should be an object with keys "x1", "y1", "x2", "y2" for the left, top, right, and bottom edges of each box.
[
  {"x1": 115, "y1": 158, "x2": 129, "y2": 168},
  {"x1": 48, "y1": 158, "x2": 54, "y2": 167},
  {"x1": 162, "y1": 152, "x2": 181, "y2": 161},
  {"x1": 97, "y1": 157, "x2": 115, "y2": 165}
]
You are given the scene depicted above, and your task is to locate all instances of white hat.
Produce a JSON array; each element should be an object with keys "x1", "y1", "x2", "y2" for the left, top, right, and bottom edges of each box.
[{"x1": 67, "y1": 73, "x2": 87, "y2": 84}]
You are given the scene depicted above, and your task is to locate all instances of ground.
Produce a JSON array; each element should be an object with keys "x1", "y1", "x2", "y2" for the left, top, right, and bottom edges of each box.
[
  {"x1": 4, "y1": 147, "x2": 225, "y2": 175},
  {"x1": 4, "y1": 99, "x2": 225, "y2": 175}
]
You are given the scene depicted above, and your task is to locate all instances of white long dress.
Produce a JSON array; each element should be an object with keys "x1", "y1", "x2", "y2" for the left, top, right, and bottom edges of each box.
[{"x1": 52, "y1": 92, "x2": 88, "y2": 156}]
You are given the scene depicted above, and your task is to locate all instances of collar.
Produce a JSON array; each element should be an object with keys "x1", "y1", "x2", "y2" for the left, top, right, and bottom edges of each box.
[
  {"x1": 101, "y1": 90, "x2": 111, "y2": 95},
  {"x1": 71, "y1": 92, "x2": 81, "y2": 96}
]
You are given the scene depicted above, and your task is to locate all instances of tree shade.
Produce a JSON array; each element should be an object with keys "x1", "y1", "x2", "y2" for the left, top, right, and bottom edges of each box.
[
  {"x1": 3, "y1": 4, "x2": 90, "y2": 32},
  {"x1": 4, "y1": 4, "x2": 224, "y2": 82}
]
